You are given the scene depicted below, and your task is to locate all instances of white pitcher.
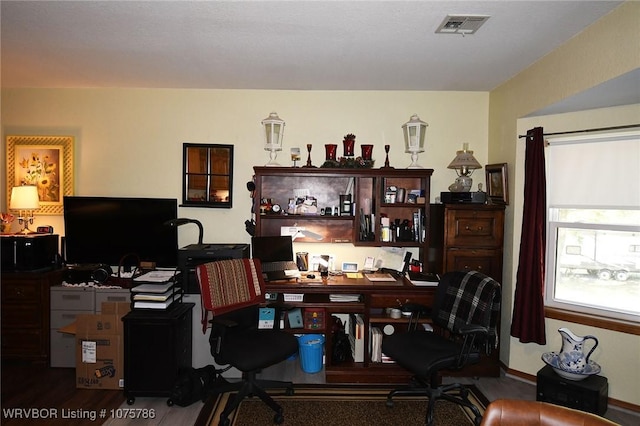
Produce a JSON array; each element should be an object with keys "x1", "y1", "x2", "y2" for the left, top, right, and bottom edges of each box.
[{"x1": 557, "y1": 327, "x2": 599, "y2": 373}]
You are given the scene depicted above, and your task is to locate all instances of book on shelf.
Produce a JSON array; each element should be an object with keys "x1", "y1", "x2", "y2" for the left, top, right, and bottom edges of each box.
[
  {"x1": 370, "y1": 327, "x2": 382, "y2": 362},
  {"x1": 347, "y1": 313, "x2": 365, "y2": 362}
]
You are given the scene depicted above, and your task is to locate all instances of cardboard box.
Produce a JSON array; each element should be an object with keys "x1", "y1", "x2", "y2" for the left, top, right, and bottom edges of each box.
[{"x1": 70, "y1": 302, "x2": 130, "y2": 390}]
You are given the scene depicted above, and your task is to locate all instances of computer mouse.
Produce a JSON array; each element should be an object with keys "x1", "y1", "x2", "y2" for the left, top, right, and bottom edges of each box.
[{"x1": 306, "y1": 274, "x2": 316, "y2": 279}]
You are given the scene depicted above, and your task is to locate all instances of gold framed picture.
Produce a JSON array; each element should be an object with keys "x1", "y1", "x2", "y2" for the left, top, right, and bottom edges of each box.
[
  {"x1": 485, "y1": 163, "x2": 508, "y2": 205},
  {"x1": 6, "y1": 135, "x2": 74, "y2": 215}
]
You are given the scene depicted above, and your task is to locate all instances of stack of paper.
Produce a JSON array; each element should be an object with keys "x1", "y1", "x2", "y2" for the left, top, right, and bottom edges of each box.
[
  {"x1": 329, "y1": 294, "x2": 361, "y2": 302},
  {"x1": 130, "y1": 270, "x2": 181, "y2": 309}
]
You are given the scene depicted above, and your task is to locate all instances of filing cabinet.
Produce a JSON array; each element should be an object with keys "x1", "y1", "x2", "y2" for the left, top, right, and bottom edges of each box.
[
  {"x1": 49, "y1": 286, "x2": 132, "y2": 367},
  {"x1": 442, "y1": 204, "x2": 505, "y2": 282}
]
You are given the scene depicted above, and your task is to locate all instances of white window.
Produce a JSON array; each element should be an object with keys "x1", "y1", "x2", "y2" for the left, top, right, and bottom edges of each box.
[{"x1": 545, "y1": 130, "x2": 640, "y2": 323}]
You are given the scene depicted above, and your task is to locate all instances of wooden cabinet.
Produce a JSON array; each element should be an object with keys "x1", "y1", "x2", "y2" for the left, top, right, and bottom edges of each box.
[
  {"x1": 265, "y1": 276, "x2": 436, "y2": 384},
  {"x1": 253, "y1": 167, "x2": 434, "y2": 268},
  {"x1": 442, "y1": 204, "x2": 505, "y2": 282},
  {"x1": 1, "y1": 269, "x2": 62, "y2": 362}
]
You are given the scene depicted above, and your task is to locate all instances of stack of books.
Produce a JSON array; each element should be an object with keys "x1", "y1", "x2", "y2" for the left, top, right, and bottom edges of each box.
[{"x1": 130, "y1": 270, "x2": 182, "y2": 310}]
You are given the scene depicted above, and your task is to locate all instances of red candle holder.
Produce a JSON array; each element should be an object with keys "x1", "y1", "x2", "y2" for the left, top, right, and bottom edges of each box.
[
  {"x1": 361, "y1": 144, "x2": 373, "y2": 161},
  {"x1": 343, "y1": 139, "x2": 355, "y2": 157},
  {"x1": 325, "y1": 144, "x2": 337, "y2": 161}
]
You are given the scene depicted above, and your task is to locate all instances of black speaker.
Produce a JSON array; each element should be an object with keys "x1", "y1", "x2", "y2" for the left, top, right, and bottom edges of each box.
[
  {"x1": 64, "y1": 263, "x2": 112, "y2": 284},
  {"x1": 536, "y1": 365, "x2": 608, "y2": 415}
]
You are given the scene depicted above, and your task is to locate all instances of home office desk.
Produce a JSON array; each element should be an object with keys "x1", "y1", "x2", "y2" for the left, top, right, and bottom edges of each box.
[{"x1": 265, "y1": 273, "x2": 500, "y2": 384}]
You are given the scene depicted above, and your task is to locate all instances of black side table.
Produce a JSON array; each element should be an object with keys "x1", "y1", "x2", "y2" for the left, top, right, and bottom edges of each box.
[
  {"x1": 536, "y1": 364, "x2": 608, "y2": 415},
  {"x1": 123, "y1": 303, "x2": 194, "y2": 405}
]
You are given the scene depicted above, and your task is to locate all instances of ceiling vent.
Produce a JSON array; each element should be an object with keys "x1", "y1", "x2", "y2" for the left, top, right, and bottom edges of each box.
[{"x1": 435, "y1": 15, "x2": 490, "y2": 35}]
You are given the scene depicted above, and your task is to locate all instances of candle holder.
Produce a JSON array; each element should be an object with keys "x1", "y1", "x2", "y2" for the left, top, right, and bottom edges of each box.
[
  {"x1": 361, "y1": 144, "x2": 373, "y2": 161},
  {"x1": 325, "y1": 144, "x2": 338, "y2": 161},
  {"x1": 343, "y1": 134, "x2": 355, "y2": 157},
  {"x1": 303, "y1": 144, "x2": 315, "y2": 168},
  {"x1": 381, "y1": 144, "x2": 394, "y2": 169}
]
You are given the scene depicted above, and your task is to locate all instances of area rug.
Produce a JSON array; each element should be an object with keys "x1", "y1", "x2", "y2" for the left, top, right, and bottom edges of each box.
[{"x1": 196, "y1": 385, "x2": 488, "y2": 426}]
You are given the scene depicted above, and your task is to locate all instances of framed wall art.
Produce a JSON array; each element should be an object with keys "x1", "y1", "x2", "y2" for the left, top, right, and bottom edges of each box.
[
  {"x1": 182, "y1": 143, "x2": 234, "y2": 208},
  {"x1": 485, "y1": 163, "x2": 508, "y2": 205},
  {"x1": 6, "y1": 135, "x2": 74, "y2": 215}
]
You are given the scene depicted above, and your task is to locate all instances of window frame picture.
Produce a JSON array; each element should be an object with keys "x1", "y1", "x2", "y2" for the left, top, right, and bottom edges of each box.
[
  {"x1": 6, "y1": 135, "x2": 74, "y2": 215},
  {"x1": 181, "y1": 143, "x2": 234, "y2": 208},
  {"x1": 485, "y1": 163, "x2": 509, "y2": 205}
]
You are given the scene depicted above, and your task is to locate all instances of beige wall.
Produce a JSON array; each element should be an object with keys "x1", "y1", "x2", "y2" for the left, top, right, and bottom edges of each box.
[
  {"x1": 1, "y1": 89, "x2": 488, "y2": 266},
  {"x1": 489, "y1": 1, "x2": 640, "y2": 406}
]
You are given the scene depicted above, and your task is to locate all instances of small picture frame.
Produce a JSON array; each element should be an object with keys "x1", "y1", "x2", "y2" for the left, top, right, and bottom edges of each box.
[
  {"x1": 485, "y1": 163, "x2": 509, "y2": 205},
  {"x1": 341, "y1": 262, "x2": 358, "y2": 272}
]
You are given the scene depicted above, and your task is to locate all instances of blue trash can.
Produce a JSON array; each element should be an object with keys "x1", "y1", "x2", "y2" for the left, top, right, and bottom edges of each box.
[{"x1": 298, "y1": 334, "x2": 325, "y2": 373}]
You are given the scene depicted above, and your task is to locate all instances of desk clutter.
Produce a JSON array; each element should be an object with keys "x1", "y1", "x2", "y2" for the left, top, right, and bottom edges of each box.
[{"x1": 129, "y1": 270, "x2": 182, "y2": 310}]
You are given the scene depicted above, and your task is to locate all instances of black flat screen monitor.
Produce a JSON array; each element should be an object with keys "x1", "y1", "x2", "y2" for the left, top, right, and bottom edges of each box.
[{"x1": 63, "y1": 196, "x2": 178, "y2": 267}]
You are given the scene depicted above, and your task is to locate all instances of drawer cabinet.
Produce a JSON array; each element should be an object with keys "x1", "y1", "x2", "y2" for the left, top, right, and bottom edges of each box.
[
  {"x1": 443, "y1": 204, "x2": 505, "y2": 282},
  {"x1": 49, "y1": 286, "x2": 131, "y2": 367},
  {"x1": 50, "y1": 286, "x2": 94, "y2": 368},
  {"x1": 1, "y1": 270, "x2": 62, "y2": 362}
]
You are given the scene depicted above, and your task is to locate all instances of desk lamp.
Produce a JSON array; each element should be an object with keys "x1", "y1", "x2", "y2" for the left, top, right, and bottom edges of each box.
[
  {"x1": 10, "y1": 185, "x2": 39, "y2": 234},
  {"x1": 164, "y1": 218, "x2": 205, "y2": 249},
  {"x1": 447, "y1": 143, "x2": 482, "y2": 192}
]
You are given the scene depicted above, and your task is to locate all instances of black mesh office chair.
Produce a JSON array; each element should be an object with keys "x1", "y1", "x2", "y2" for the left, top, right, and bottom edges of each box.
[
  {"x1": 382, "y1": 270, "x2": 501, "y2": 426},
  {"x1": 196, "y1": 259, "x2": 298, "y2": 426}
]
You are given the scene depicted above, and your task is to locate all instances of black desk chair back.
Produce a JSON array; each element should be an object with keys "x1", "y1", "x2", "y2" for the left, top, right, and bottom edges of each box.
[
  {"x1": 382, "y1": 270, "x2": 501, "y2": 426},
  {"x1": 196, "y1": 259, "x2": 298, "y2": 425}
]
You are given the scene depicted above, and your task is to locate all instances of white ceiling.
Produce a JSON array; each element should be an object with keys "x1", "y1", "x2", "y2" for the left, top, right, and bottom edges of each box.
[{"x1": 1, "y1": 1, "x2": 637, "y2": 113}]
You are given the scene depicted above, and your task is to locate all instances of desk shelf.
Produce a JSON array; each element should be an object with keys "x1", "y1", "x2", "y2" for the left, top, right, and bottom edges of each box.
[{"x1": 266, "y1": 274, "x2": 501, "y2": 384}]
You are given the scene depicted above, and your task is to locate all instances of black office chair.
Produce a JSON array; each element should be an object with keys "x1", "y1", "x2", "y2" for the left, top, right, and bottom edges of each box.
[
  {"x1": 196, "y1": 259, "x2": 298, "y2": 426},
  {"x1": 382, "y1": 270, "x2": 501, "y2": 426}
]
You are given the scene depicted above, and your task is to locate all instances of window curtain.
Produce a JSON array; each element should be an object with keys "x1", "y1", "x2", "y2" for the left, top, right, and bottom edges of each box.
[{"x1": 511, "y1": 127, "x2": 547, "y2": 344}]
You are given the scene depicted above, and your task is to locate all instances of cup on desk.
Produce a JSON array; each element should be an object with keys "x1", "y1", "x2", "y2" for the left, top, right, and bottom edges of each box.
[{"x1": 390, "y1": 308, "x2": 402, "y2": 319}]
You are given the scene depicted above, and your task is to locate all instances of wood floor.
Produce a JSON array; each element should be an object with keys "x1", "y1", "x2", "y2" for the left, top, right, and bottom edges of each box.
[{"x1": 2, "y1": 359, "x2": 638, "y2": 426}]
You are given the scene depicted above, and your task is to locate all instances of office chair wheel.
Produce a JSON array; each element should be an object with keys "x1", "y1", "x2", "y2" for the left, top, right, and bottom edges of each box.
[
  {"x1": 166, "y1": 398, "x2": 174, "y2": 407},
  {"x1": 386, "y1": 397, "x2": 394, "y2": 408},
  {"x1": 274, "y1": 412, "x2": 284, "y2": 424},
  {"x1": 285, "y1": 386, "x2": 295, "y2": 396}
]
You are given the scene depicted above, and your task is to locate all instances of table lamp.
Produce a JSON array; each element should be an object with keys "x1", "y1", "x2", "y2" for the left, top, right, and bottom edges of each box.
[
  {"x1": 10, "y1": 185, "x2": 39, "y2": 234},
  {"x1": 447, "y1": 143, "x2": 482, "y2": 192}
]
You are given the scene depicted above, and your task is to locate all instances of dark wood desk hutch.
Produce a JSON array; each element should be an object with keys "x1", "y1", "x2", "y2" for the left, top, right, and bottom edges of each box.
[{"x1": 253, "y1": 167, "x2": 503, "y2": 383}]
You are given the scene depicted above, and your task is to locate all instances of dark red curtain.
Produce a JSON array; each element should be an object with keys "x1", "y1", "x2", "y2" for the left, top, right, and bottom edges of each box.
[{"x1": 511, "y1": 127, "x2": 547, "y2": 344}]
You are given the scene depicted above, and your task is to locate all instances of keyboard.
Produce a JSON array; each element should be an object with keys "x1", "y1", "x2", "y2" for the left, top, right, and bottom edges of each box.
[{"x1": 261, "y1": 261, "x2": 299, "y2": 272}]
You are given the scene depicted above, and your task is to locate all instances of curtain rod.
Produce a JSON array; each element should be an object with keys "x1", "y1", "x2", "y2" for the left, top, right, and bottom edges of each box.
[{"x1": 518, "y1": 124, "x2": 640, "y2": 139}]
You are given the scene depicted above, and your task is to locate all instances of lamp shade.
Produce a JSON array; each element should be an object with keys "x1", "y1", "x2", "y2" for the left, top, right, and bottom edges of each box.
[
  {"x1": 10, "y1": 186, "x2": 39, "y2": 210},
  {"x1": 262, "y1": 112, "x2": 285, "y2": 150},
  {"x1": 402, "y1": 114, "x2": 427, "y2": 153},
  {"x1": 447, "y1": 143, "x2": 481, "y2": 172}
]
